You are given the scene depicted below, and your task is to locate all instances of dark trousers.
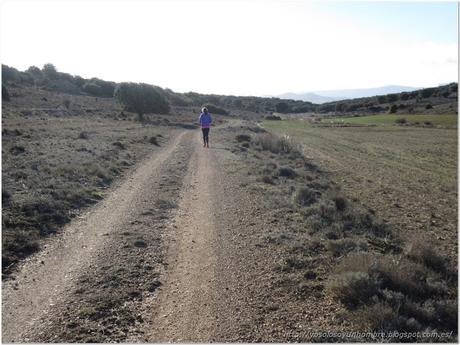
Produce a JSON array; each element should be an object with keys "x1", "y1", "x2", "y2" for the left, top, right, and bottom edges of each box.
[{"x1": 202, "y1": 128, "x2": 210, "y2": 144}]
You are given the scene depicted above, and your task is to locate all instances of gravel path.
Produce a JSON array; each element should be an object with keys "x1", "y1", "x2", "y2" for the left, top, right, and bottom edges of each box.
[
  {"x1": 138, "y1": 126, "x2": 294, "y2": 342},
  {"x1": 143, "y1": 131, "x2": 221, "y2": 342},
  {"x1": 3, "y1": 123, "x2": 310, "y2": 342}
]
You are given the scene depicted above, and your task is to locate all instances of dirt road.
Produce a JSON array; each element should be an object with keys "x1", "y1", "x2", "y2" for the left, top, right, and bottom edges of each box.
[
  {"x1": 3, "y1": 130, "x2": 193, "y2": 342},
  {"x1": 2, "y1": 125, "x2": 273, "y2": 342}
]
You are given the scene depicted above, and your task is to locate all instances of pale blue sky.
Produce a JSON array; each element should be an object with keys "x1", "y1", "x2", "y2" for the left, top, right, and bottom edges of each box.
[
  {"x1": 314, "y1": 2, "x2": 457, "y2": 44},
  {"x1": 1, "y1": 1, "x2": 458, "y2": 96}
]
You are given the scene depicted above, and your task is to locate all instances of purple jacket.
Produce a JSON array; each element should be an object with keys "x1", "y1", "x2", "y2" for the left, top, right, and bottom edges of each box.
[{"x1": 199, "y1": 112, "x2": 212, "y2": 128}]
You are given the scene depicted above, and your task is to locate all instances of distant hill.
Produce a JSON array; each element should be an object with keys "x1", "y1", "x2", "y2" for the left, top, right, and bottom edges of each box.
[
  {"x1": 316, "y1": 83, "x2": 457, "y2": 115},
  {"x1": 315, "y1": 85, "x2": 422, "y2": 99},
  {"x1": 277, "y1": 92, "x2": 341, "y2": 104},
  {"x1": 278, "y1": 85, "x2": 422, "y2": 103}
]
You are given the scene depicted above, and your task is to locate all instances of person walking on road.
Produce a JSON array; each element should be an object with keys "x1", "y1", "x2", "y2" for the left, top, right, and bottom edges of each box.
[{"x1": 199, "y1": 107, "x2": 212, "y2": 148}]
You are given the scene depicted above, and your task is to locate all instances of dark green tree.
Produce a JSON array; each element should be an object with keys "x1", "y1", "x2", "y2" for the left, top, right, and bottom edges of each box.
[
  {"x1": 82, "y1": 83, "x2": 102, "y2": 96},
  {"x1": 2, "y1": 65, "x2": 21, "y2": 83},
  {"x1": 275, "y1": 102, "x2": 289, "y2": 113},
  {"x1": 202, "y1": 103, "x2": 229, "y2": 115},
  {"x1": 232, "y1": 98, "x2": 243, "y2": 108},
  {"x1": 420, "y1": 87, "x2": 436, "y2": 98},
  {"x1": 387, "y1": 93, "x2": 399, "y2": 103},
  {"x1": 114, "y1": 82, "x2": 170, "y2": 120},
  {"x1": 26, "y1": 66, "x2": 43, "y2": 79},
  {"x1": 88, "y1": 78, "x2": 116, "y2": 97},
  {"x1": 377, "y1": 95, "x2": 387, "y2": 104},
  {"x1": 42, "y1": 63, "x2": 58, "y2": 80},
  {"x1": 388, "y1": 104, "x2": 398, "y2": 114},
  {"x1": 400, "y1": 92, "x2": 409, "y2": 101},
  {"x1": 73, "y1": 75, "x2": 85, "y2": 87},
  {"x1": 2, "y1": 85, "x2": 10, "y2": 101}
]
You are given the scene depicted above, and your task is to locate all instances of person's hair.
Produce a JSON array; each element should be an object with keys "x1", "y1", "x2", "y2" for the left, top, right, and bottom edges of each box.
[{"x1": 202, "y1": 107, "x2": 208, "y2": 114}]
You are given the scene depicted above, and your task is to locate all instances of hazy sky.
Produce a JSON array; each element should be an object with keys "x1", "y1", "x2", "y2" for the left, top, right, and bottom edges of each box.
[{"x1": 1, "y1": 1, "x2": 458, "y2": 96}]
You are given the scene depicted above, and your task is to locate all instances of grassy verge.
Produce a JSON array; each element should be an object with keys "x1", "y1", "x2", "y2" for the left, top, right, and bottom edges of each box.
[
  {"x1": 228, "y1": 125, "x2": 457, "y2": 341},
  {"x1": 262, "y1": 119, "x2": 457, "y2": 262},
  {"x1": 322, "y1": 114, "x2": 457, "y2": 128}
]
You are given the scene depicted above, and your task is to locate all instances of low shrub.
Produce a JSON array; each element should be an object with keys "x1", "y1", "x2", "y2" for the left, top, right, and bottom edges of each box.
[
  {"x1": 2, "y1": 190, "x2": 11, "y2": 204},
  {"x1": 133, "y1": 239, "x2": 147, "y2": 248},
  {"x1": 63, "y1": 99, "x2": 71, "y2": 110},
  {"x1": 260, "y1": 175, "x2": 275, "y2": 184},
  {"x1": 294, "y1": 187, "x2": 318, "y2": 206},
  {"x1": 325, "y1": 228, "x2": 341, "y2": 240},
  {"x1": 406, "y1": 235, "x2": 448, "y2": 273},
  {"x1": 21, "y1": 196, "x2": 71, "y2": 231},
  {"x1": 282, "y1": 256, "x2": 310, "y2": 272},
  {"x1": 330, "y1": 252, "x2": 456, "y2": 338},
  {"x1": 78, "y1": 131, "x2": 89, "y2": 139},
  {"x1": 10, "y1": 145, "x2": 25, "y2": 155},
  {"x1": 265, "y1": 115, "x2": 282, "y2": 120},
  {"x1": 3, "y1": 230, "x2": 40, "y2": 268},
  {"x1": 149, "y1": 136, "x2": 159, "y2": 146},
  {"x1": 329, "y1": 271, "x2": 380, "y2": 309},
  {"x1": 83, "y1": 164, "x2": 111, "y2": 184},
  {"x1": 332, "y1": 194, "x2": 347, "y2": 211},
  {"x1": 278, "y1": 166, "x2": 298, "y2": 178},
  {"x1": 395, "y1": 118, "x2": 407, "y2": 124},
  {"x1": 358, "y1": 302, "x2": 413, "y2": 335},
  {"x1": 254, "y1": 133, "x2": 299, "y2": 154},
  {"x1": 327, "y1": 238, "x2": 367, "y2": 257},
  {"x1": 236, "y1": 134, "x2": 251, "y2": 142},
  {"x1": 112, "y1": 141, "x2": 126, "y2": 150},
  {"x1": 304, "y1": 197, "x2": 393, "y2": 240},
  {"x1": 334, "y1": 252, "x2": 377, "y2": 274},
  {"x1": 262, "y1": 162, "x2": 277, "y2": 175}
]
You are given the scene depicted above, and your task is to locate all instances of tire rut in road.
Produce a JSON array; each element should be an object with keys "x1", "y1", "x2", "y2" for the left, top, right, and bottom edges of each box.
[{"x1": 140, "y1": 131, "x2": 220, "y2": 342}]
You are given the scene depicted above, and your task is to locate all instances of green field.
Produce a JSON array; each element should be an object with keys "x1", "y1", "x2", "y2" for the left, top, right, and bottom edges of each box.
[
  {"x1": 262, "y1": 118, "x2": 458, "y2": 260},
  {"x1": 323, "y1": 114, "x2": 457, "y2": 127}
]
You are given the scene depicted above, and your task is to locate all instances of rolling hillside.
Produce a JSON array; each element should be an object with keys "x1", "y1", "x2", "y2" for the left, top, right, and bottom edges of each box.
[{"x1": 2, "y1": 64, "x2": 457, "y2": 117}]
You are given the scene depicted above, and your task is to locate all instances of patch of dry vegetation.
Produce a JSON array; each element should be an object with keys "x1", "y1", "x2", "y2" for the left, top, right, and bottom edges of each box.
[
  {"x1": 329, "y1": 246, "x2": 456, "y2": 340},
  {"x1": 227, "y1": 126, "x2": 457, "y2": 341}
]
